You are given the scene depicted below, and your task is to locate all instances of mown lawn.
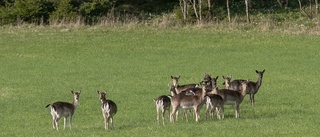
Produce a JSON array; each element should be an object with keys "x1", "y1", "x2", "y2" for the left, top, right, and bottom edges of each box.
[{"x1": 0, "y1": 26, "x2": 319, "y2": 137}]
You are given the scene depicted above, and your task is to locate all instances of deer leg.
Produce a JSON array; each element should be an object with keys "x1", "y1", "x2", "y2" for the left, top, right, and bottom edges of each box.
[
  {"x1": 156, "y1": 107, "x2": 160, "y2": 124},
  {"x1": 194, "y1": 107, "x2": 200, "y2": 122},
  {"x1": 69, "y1": 115, "x2": 72, "y2": 130},
  {"x1": 63, "y1": 117, "x2": 67, "y2": 130},
  {"x1": 52, "y1": 117, "x2": 56, "y2": 129},
  {"x1": 211, "y1": 105, "x2": 215, "y2": 120},
  {"x1": 216, "y1": 107, "x2": 221, "y2": 120},
  {"x1": 103, "y1": 115, "x2": 107, "y2": 129},
  {"x1": 175, "y1": 110, "x2": 179, "y2": 121},
  {"x1": 250, "y1": 93, "x2": 255, "y2": 106},
  {"x1": 184, "y1": 110, "x2": 188, "y2": 122},
  {"x1": 55, "y1": 117, "x2": 60, "y2": 131},
  {"x1": 235, "y1": 103, "x2": 240, "y2": 118},
  {"x1": 170, "y1": 107, "x2": 178, "y2": 122},
  {"x1": 161, "y1": 107, "x2": 165, "y2": 125},
  {"x1": 205, "y1": 104, "x2": 210, "y2": 120},
  {"x1": 110, "y1": 117, "x2": 114, "y2": 129}
]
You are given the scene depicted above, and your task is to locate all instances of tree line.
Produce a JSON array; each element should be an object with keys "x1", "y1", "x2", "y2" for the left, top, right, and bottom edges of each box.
[{"x1": 0, "y1": 0, "x2": 318, "y2": 25}]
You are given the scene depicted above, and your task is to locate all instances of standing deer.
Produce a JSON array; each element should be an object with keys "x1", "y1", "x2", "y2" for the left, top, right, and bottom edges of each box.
[
  {"x1": 211, "y1": 79, "x2": 249, "y2": 118},
  {"x1": 222, "y1": 76, "x2": 232, "y2": 89},
  {"x1": 224, "y1": 69, "x2": 265, "y2": 106},
  {"x1": 170, "y1": 81, "x2": 208, "y2": 122},
  {"x1": 97, "y1": 91, "x2": 117, "y2": 130},
  {"x1": 153, "y1": 95, "x2": 171, "y2": 125},
  {"x1": 203, "y1": 73, "x2": 212, "y2": 82},
  {"x1": 171, "y1": 76, "x2": 199, "y2": 94},
  {"x1": 205, "y1": 94, "x2": 224, "y2": 120},
  {"x1": 45, "y1": 90, "x2": 81, "y2": 130},
  {"x1": 205, "y1": 76, "x2": 224, "y2": 120}
]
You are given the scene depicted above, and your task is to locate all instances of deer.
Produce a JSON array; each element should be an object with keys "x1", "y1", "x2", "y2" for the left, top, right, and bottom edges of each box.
[
  {"x1": 204, "y1": 76, "x2": 224, "y2": 120},
  {"x1": 223, "y1": 69, "x2": 265, "y2": 106},
  {"x1": 171, "y1": 76, "x2": 199, "y2": 94},
  {"x1": 97, "y1": 91, "x2": 117, "y2": 130},
  {"x1": 168, "y1": 84, "x2": 193, "y2": 121},
  {"x1": 205, "y1": 94, "x2": 224, "y2": 120},
  {"x1": 222, "y1": 76, "x2": 232, "y2": 89},
  {"x1": 153, "y1": 95, "x2": 171, "y2": 125},
  {"x1": 45, "y1": 90, "x2": 81, "y2": 130},
  {"x1": 210, "y1": 79, "x2": 249, "y2": 118},
  {"x1": 203, "y1": 73, "x2": 212, "y2": 82},
  {"x1": 170, "y1": 81, "x2": 208, "y2": 122}
]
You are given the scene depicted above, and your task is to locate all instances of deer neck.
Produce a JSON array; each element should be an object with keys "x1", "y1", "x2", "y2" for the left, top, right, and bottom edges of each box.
[
  {"x1": 211, "y1": 86, "x2": 218, "y2": 94},
  {"x1": 100, "y1": 98, "x2": 107, "y2": 104},
  {"x1": 224, "y1": 81, "x2": 230, "y2": 89},
  {"x1": 241, "y1": 85, "x2": 247, "y2": 96},
  {"x1": 73, "y1": 99, "x2": 79, "y2": 108},
  {"x1": 255, "y1": 75, "x2": 263, "y2": 90}
]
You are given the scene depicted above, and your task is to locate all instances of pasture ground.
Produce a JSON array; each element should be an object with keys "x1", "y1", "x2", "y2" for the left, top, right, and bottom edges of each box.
[{"x1": 0, "y1": 26, "x2": 319, "y2": 136}]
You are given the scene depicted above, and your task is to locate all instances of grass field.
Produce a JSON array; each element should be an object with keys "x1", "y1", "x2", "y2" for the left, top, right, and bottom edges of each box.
[{"x1": 0, "y1": 26, "x2": 319, "y2": 137}]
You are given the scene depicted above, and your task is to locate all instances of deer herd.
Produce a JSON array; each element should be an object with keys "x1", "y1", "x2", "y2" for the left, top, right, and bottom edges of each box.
[
  {"x1": 45, "y1": 69, "x2": 265, "y2": 130},
  {"x1": 154, "y1": 69, "x2": 265, "y2": 125}
]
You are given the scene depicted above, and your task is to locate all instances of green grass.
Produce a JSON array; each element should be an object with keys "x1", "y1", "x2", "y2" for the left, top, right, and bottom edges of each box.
[{"x1": 0, "y1": 26, "x2": 320, "y2": 137}]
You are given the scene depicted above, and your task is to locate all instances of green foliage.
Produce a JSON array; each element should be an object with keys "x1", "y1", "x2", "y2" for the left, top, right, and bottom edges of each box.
[
  {"x1": 0, "y1": 0, "x2": 318, "y2": 25},
  {"x1": 79, "y1": 0, "x2": 113, "y2": 24},
  {"x1": 50, "y1": 0, "x2": 79, "y2": 22}
]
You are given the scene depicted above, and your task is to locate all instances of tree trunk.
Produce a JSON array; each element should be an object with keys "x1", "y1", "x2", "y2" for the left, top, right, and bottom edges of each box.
[
  {"x1": 183, "y1": 0, "x2": 187, "y2": 21},
  {"x1": 191, "y1": 0, "x2": 199, "y2": 21},
  {"x1": 199, "y1": 0, "x2": 202, "y2": 22},
  {"x1": 309, "y1": 0, "x2": 313, "y2": 18},
  {"x1": 208, "y1": 0, "x2": 211, "y2": 15},
  {"x1": 298, "y1": 0, "x2": 302, "y2": 11},
  {"x1": 316, "y1": 0, "x2": 318, "y2": 15},
  {"x1": 245, "y1": 0, "x2": 250, "y2": 23},
  {"x1": 227, "y1": 0, "x2": 231, "y2": 22}
]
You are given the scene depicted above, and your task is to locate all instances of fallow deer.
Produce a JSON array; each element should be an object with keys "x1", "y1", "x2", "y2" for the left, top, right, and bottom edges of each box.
[
  {"x1": 205, "y1": 94, "x2": 224, "y2": 120},
  {"x1": 224, "y1": 69, "x2": 265, "y2": 106},
  {"x1": 203, "y1": 73, "x2": 212, "y2": 82},
  {"x1": 210, "y1": 80, "x2": 249, "y2": 118},
  {"x1": 171, "y1": 76, "x2": 199, "y2": 94},
  {"x1": 45, "y1": 90, "x2": 81, "y2": 130},
  {"x1": 97, "y1": 91, "x2": 117, "y2": 130},
  {"x1": 222, "y1": 76, "x2": 232, "y2": 89},
  {"x1": 153, "y1": 95, "x2": 171, "y2": 125},
  {"x1": 170, "y1": 81, "x2": 208, "y2": 122}
]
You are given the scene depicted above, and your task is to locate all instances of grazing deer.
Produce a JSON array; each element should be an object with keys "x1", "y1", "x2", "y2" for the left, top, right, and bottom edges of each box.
[
  {"x1": 171, "y1": 76, "x2": 199, "y2": 94},
  {"x1": 97, "y1": 91, "x2": 117, "y2": 130},
  {"x1": 170, "y1": 81, "x2": 208, "y2": 122},
  {"x1": 225, "y1": 69, "x2": 265, "y2": 106},
  {"x1": 211, "y1": 80, "x2": 249, "y2": 118},
  {"x1": 45, "y1": 90, "x2": 81, "y2": 130},
  {"x1": 205, "y1": 94, "x2": 224, "y2": 120},
  {"x1": 154, "y1": 95, "x2": 171, "y2": 125}
]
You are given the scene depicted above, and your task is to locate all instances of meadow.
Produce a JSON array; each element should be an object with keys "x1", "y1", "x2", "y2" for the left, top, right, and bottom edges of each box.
[{"x1": 0, "y1": 26, "x2": 319, "y2": 137}]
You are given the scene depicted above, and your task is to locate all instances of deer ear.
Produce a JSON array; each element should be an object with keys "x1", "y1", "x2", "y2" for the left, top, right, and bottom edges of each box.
[
  {"x1": 171, "y1": 76, "x2": 173, "y2": 79},
  {"x1": 97, "y1": 91, "x2": 100, "y2": 94},
  {"x1": 178, "y1": 76, "x2": 181, "y2": 79},
  {"x1": 71, "y1": 91, "x2": 74, "y2": 94},
  {"x1": 262, "y1": 69, "x2": 265, "y2": 73},
  {"x1": 216, "y1": 76, "x2": 219, "y2": 80},
  {"x1": 256, "y1": 70, "x2": 259, "y2": 73}
]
